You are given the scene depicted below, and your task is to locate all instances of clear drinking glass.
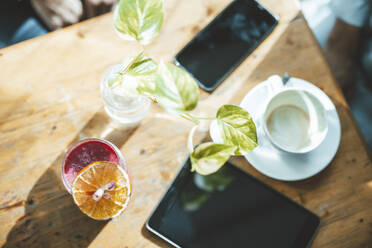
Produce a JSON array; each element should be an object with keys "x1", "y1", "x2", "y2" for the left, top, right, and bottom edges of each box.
[
  {"x1": 61, "y1": 138, "x2": 127, "y2": 193},
  {"x1": 100, "y1": 64, "x2": 150, "y2": 124}
]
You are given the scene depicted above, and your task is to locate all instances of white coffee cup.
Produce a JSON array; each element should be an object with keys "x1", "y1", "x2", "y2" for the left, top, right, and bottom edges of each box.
[{"x1": 262, "y1": 77, "x2": 328, "y2": 153}]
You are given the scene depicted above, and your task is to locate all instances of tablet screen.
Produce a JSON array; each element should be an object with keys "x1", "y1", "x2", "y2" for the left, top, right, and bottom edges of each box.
[{"x1": 147, "y1": 160, "x2": 319, "y2": 248}]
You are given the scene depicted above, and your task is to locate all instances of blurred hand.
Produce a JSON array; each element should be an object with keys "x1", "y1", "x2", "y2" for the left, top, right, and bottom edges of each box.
[
  {"x1": 31, "y1": 0, "x2": 83, "y2": 30},
  {"x1": 84, "y1": 0, "x2": 118, "y2": 18}
]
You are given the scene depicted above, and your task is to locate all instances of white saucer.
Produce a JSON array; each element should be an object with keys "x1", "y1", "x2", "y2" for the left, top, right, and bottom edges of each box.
[{"x1": 239, "y1": 76, "x2": 341, "y2": 181}]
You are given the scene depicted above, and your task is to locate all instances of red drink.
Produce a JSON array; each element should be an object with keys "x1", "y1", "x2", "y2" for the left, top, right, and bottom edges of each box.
[{"x1": 62, "y1": 138, "x2": 126, "y2": 193}]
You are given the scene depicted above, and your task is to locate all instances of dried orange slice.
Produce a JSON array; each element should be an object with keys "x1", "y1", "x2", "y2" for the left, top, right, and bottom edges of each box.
[{"x1": 71, "y1": 161, "x2": 131, "y2": 220}]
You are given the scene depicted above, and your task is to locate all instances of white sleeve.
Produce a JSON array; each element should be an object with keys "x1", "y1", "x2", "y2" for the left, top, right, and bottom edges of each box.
[{"x1": 331, "y1": 0, "x2": 371, "y2": 27}]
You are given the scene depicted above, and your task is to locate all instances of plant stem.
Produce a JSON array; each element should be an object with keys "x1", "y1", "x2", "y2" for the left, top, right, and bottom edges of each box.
[
  {"x1": 187, "y1": 125, "x2": 198, "y2": 153},
  {"x1": 190, "y1": 115, "x2": 215, "y2": 120},
  {"x1": 181, "y1": 113, "x2": 200, "y2": 125},
  {"x1": 181, "y1": 113, "x2": 216, "y2": 124}
]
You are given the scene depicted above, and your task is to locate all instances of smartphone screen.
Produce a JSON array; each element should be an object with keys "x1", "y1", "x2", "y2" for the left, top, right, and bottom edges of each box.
[{"x1": 175, "y1": 0, "x2": 278, "y2": 92}]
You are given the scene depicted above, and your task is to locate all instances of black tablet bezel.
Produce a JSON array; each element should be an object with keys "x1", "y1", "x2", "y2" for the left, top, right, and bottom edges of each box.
[
  {"x1": 174, "y1": 0, "x2": 279, "y2": 92},
  {"x1": 146, "y1": 159, "x2": 320, "y2": 248}
]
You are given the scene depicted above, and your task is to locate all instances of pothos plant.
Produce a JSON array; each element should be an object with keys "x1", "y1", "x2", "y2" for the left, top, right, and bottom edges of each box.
[{"x1": 112, "y1": 0, "x2": 258, "y2": 175}]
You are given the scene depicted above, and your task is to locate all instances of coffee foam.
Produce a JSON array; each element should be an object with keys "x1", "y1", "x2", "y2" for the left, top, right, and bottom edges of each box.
[{"x1": 266, "y1": 105, "x2": 310, "y2": 150}]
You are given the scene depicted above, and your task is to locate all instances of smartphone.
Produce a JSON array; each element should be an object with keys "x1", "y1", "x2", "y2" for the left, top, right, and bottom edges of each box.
[{"x1": 174, "y1": 0, "x2": 279, "y2": 92}]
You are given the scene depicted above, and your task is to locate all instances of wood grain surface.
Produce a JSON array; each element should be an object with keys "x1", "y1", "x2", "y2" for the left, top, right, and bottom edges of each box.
[{"x1": 0, "y1": 0, "x2": 371, "y2": 247}]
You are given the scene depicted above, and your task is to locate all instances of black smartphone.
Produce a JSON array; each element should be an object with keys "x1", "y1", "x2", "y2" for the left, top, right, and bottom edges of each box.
[
  {"x1": 174, "y1": 0, "x2": 278, "y2": 92},
  {"x1": 147, "y1": 159, "x2": 320, "y2": 248}
]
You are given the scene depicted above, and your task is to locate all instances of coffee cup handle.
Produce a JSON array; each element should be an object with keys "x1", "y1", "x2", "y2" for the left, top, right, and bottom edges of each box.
[{"x1": 266, "y1": 75, "x2": 286, "y2": 97}]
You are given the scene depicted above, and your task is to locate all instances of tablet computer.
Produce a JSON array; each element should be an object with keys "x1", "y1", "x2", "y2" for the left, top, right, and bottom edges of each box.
[{"x1": 146, "y1": 159, "x2": 320, "y2": 247}]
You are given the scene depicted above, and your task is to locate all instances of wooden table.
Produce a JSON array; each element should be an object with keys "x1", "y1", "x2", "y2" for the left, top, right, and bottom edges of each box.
[{"x1": 0, "y1": 0, "x2": 371, "y2": 247}]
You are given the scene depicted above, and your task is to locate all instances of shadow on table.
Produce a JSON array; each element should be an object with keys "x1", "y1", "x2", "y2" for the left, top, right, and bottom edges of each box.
[
  {"x1": 3, "y1": 154, "x2": 108, "y2": 248},
  {"x1": 4, "y1": 109, "x2": 140, "y2": 248}
]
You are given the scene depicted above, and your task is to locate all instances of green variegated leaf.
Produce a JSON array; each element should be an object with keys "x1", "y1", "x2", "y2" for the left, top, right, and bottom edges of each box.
[
  {"x1": 156, "y1": 62, "x2": 199, "y2": 113},
  {"x1": 156, "y1": 63, "x2": 199, "y2": 113},
  {"x1": 108, "y1": 52, "x2": 157, "y2": 97},
  {"x1": 136, "y1": 74, "x2": 158, "y2": 99},
  {"x1": 127, "y1": 53, "x2": 157, "y2": 76},
  {"x1": 190, "y1": 142, "x2": 236, "y2": 175},
  {"x1": 117, "y1": 52, "x2": 157, "y2": 76},
  {"x1": 138, "y1": 62, "x2": 199, "y2": 114},
  {"x1": 114, "y1": 0, "x2": 164, "y2": 45},
  {"x1": 215, "y1": 105, "x2": 258, "y2": 155}
]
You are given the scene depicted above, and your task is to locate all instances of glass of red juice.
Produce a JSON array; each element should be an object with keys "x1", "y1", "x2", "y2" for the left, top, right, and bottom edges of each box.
[{"x1": 61, "y1": 138, "x2": 127, "y2": 193}]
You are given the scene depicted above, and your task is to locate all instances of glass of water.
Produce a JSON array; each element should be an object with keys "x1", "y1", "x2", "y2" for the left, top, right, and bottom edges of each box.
[{"x1": 100, "y1": 64, "x2": 151, "y2": 124}]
